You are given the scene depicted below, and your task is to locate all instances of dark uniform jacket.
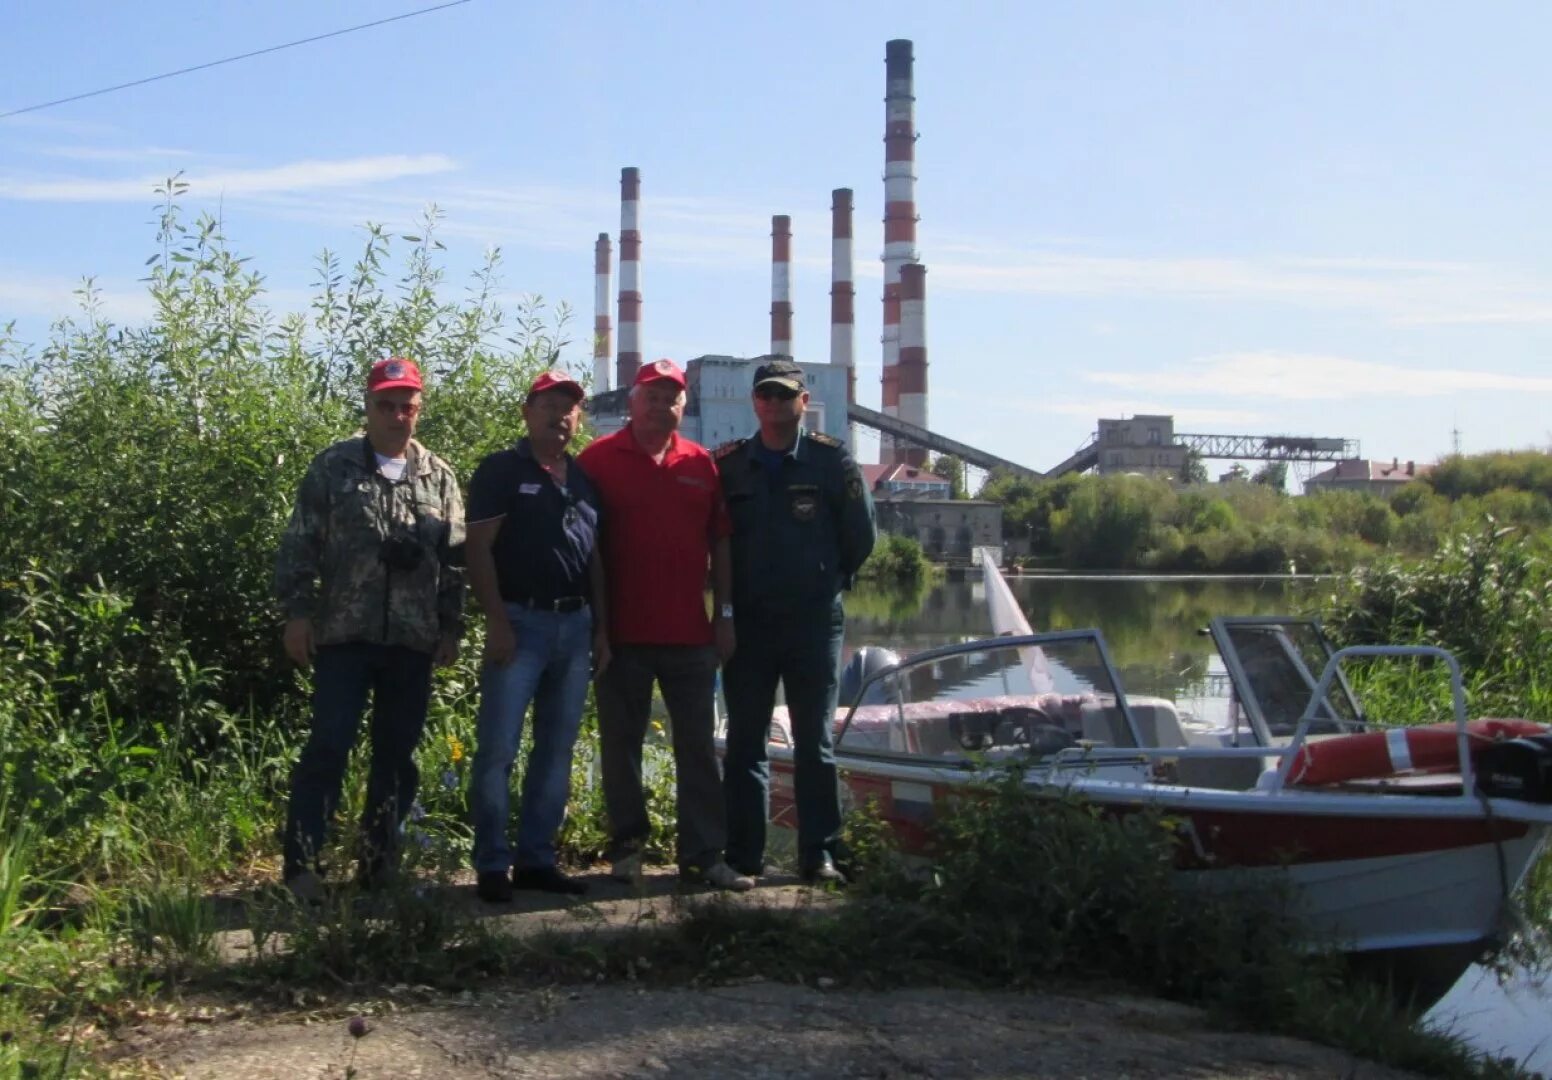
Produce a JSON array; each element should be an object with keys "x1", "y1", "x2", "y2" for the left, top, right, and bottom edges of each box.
[
  {"x1": 274, "y1": 436, "x2": 466, "y2": 655},
  {"x1": 716, "y1": 429, "x2": 877, "y2": 613}
]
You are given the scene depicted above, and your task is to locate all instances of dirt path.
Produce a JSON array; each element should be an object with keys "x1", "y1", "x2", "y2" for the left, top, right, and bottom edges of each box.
[
  {"x1": 101, "y1": 868, "x2": 1426, "y2": 1078},
  {"x1": 114, "y1": 981, "x2": 1427, "y2": 1079}
]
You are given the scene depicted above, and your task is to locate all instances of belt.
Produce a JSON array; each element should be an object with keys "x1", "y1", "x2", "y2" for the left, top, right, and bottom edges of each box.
[{"x1": 509, "y1": 595, "x2": 588, "y2": 612}]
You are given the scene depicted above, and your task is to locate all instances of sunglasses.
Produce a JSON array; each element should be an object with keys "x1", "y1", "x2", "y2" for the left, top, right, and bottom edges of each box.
[
  {"x1": 372, "y1": 399, "x2": 421, "y2": 418},
  {"x1": 754, "y1": 385, "x2": 801, "y2": 401}
]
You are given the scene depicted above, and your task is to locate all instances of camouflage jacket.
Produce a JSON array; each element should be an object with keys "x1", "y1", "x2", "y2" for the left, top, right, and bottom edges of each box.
[{"x1": 274, "y1": 436, "x2": 466, "y2": 655}]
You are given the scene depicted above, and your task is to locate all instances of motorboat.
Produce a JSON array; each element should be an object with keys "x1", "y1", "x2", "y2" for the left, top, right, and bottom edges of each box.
[{"x1": 743, "y1": 551, "x2": 1552, "y2": 1004}]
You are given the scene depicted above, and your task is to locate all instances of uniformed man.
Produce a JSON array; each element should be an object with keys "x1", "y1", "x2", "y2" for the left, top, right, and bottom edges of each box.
[
  {"x1": 274, "y1": 357, "x2": 465, "y2": 903},
  {"x1": 715, "y1": 359, "x2": 876, "y2": 884}
]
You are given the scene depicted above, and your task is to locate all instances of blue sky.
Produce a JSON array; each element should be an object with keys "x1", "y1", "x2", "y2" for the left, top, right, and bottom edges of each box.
[{"x1": 6, "y1": 1, "x2": 1552, "y2": 478}]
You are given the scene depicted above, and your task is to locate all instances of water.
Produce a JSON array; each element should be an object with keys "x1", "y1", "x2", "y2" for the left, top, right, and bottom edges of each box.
[{"x1": 845, "y1": 574, "x2": 1551, "y2": 1075}]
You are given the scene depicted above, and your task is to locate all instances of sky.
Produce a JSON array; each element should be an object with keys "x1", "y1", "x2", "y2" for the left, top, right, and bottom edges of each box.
[{"x1": 6, "y1": 1, "x2": 1552, "y2": 480}]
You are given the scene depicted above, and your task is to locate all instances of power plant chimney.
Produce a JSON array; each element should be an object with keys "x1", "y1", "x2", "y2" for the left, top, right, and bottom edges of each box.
[
  {"x1": 830, "y1": 188, "x2": 856, "y2": 405},
  {"x1": 770, "y1": 214, "x2": 792, "y2": 358},
  {"x1": 593, "y1": 232, "x2": 613, "y2": 392},
  {"x1": 880, "y1": 38, "x2": 919, "y2": 464},
  {"x1": 616, "y1": 166, "x2": 642, "y2": 388},
  {"x1": 898, "y1": 263, "x2": 929, "y2": 466}
]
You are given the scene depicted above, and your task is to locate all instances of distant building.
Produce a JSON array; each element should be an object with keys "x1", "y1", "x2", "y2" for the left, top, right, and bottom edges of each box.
[
  {"x1": 1303, "y1": 458, "x2": 1431, "y2": 498},
  {"x1": 586, "y1": 354, "x2": 853, "y2": 450},
  {"x1": 1095, "y1": 414, "x2": 1188, "y2": 478},
  {"x1": 874, "y1": 498, "x2": 1002, "y2": 562},
  {"x1": 861, "y1": 463, "x2": 950, "y2": 499},
  {"x1": 1219, "y1": 463, "x2": 1251, "y2": 484}
]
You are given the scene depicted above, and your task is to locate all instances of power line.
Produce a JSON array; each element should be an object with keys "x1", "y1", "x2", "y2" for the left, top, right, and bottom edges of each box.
[{"x1": 0, "y1": 0, "x2": 474, "y2": 121}]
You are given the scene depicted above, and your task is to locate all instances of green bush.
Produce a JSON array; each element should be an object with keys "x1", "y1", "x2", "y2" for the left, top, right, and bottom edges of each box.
[{"x1": 857, "y1": 533, "x2": 934, "y2": 586}]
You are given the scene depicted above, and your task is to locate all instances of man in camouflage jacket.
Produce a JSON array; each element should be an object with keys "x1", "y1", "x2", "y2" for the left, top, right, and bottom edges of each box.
[{"x1": 274, "y1": 357, "x2": 465, "y2": 900}]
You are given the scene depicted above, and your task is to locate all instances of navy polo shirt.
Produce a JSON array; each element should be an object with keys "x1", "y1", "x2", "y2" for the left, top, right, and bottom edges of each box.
[{"x1": 466, "y1": 439, "x2": 601, "y2": 604}]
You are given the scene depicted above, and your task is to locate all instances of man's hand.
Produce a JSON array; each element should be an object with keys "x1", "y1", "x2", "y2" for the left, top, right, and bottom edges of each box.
[
  {"x1": 592, "y1": 626, "x2": 612, "y2": 678},
  {"x1": 283, "y1": 618, "x2": 314, "y2": 668},
  {"x1": 714, "y1": 616, "x2": 736, "y2": 664},
  {"x1": 434, "y1": 634, "x2": 461, "y2": 669},
  {"x1": 483, "y1": 616, "x2": 516, "y2": 669}
]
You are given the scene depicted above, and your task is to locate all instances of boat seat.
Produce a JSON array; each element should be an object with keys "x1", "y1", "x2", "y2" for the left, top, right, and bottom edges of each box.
[{"x1": 1080, "y1": 696, "x2": 1188, "y2": 749}]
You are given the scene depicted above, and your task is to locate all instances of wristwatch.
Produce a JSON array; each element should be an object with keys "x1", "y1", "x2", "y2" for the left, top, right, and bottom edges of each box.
[{"x1": 719, "y1": 603, "x2": 734, "y2": 620}]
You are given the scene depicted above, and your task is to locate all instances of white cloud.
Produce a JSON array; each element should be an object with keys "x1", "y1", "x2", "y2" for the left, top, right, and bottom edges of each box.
[
  {"x1": 0, "y1": 273, "x2": 154, "y2": 325},
  {"x1": 892, "y1": 241, "x2": 1552, "y2": 326},
  {"x1": 30, "y1": 143, "x2": 198, "y2": 163},
  {"x1": 931, "y1": 386, "x2": 1267, "y2": 428},
  {"x1": 1087, "y1": 351, "x2": 1552, "y2": 400},
  {"x1": 0, "y1": 154, "x2": 458, "y2": 202}
]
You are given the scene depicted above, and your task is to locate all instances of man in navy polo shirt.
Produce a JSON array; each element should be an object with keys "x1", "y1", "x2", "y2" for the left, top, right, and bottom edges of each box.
[{"x1": 466, "y1": 370, "x2": 607, "y2": 901}]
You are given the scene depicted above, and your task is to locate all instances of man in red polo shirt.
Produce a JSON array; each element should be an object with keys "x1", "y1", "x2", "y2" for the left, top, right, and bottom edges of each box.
[{"x1": 578, "y1": 359, "x2": 753, "y2": 892}]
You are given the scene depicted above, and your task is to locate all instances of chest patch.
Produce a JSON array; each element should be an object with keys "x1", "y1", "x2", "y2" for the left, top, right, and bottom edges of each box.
[
  {"x1": 790, "y1": 491, "x2": 819, "y2": 522},
  {"x1": 519, "y1": 482, "x2": 543, "y2": 495}
]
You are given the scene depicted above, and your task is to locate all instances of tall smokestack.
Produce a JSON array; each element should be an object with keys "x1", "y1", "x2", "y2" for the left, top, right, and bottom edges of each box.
[
  {"x1": 770, "y1": 214, "x2": 792, "y2": 358},
  {"x1": 880, "y1": 39, "x2": 919, "y2": 464},
  {"x1": 898, "y1": 263, "x2": 928, "y2": 466},
  {"x1": 593, "y1": 232, "x2": 613, "y2": 392},
  {"x1": 830, "y1": 188, "x2": 856, "y2": 405},
  {"x1": 616, "y1": 167, "x2": 642, "y2": 387}
]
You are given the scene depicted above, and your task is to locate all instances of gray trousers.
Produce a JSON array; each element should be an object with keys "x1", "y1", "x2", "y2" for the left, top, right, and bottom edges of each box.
[{"x1": 595, "y1": 643, "x2": 725, "y2": 871}]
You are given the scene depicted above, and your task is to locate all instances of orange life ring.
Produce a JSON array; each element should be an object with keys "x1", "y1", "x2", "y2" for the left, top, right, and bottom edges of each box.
[{"x1": 1287, "y1": 719, "x2": 1549, "y2": 786}]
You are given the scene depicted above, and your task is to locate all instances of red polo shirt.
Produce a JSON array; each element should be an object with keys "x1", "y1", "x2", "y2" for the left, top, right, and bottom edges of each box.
[{"x1": 578, "y1": 425, "x2": 731, "y2": 645}]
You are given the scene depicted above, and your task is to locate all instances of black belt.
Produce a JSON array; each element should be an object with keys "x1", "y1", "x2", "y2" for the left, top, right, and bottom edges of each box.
[{"x1": 508, "y1": 595, "x2": 588, "y2": 612}]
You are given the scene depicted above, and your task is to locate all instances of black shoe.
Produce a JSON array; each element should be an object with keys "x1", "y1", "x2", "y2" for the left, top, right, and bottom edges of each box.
[
  {"x1": 476, "y1": 870, "x2": 514, "y2": 903},
  {"x1": 512, "y1": 865, "x2": 589, "y2": 896},
  {"x1": 800, "y1": 853, "x2": 848, "y2": 887}
]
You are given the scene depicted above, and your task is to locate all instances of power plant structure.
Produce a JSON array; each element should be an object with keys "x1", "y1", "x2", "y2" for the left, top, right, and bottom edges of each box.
[
  {"x1": 582, "y1": 40, "x2": 1356, "y2": 489},
  {"x1": 614, "y1": 167, "x2": 642, "y2": 390}
]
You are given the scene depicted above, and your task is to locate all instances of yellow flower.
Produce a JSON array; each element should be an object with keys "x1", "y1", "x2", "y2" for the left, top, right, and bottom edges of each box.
[{"x1": 447, "y1": 734, "x2": 465, "y2": 763}]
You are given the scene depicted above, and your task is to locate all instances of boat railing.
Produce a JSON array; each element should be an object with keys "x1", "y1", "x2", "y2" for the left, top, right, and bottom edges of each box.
[
  {"x1": 1048, "y1": 645, "x2": 1473, "y2": 797},
  {"x1": 1267, "y1": 645, "x2": 1470, "y2": 795}
]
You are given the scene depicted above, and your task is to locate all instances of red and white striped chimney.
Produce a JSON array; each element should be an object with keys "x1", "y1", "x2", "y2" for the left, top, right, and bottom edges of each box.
[
  {"x1": 830, "y1": 188, "x2": 856, "y2": 405},
  {"x1": 898, "y1": 263, "x2": 928, "y2": 466},
  {"x1": 770, "y1": 214, "x2": 792, "y2": 358},
  {"x1": 593, "y1": 232, "x2": 613, "y2": 392},
  {"x1": 880, "y1": 38, "x2": 919, "y2": 464},
  {"x1": 616, "y1": 167, "x2": 642, "y2": 388}
]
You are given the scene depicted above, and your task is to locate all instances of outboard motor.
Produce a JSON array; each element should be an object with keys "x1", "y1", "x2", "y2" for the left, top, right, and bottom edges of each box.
[
  {"x1": 1476, "y1": 733, "x2": 1552, "y2": 803},
  {"x1": 839, "y1": 646, "x2": 902, "y2": 707}
]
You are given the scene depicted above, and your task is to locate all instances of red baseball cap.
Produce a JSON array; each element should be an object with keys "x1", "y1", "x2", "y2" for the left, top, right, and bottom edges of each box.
[
  {"x1": 527, "y1": 369, "x2": 585, "y2": 403},
  {"x1": 367, "y1": 357, "x2": 423, "y2": 393},
  {"x1": 633, "y1": 357, "x2": 686, "y2": 389}
]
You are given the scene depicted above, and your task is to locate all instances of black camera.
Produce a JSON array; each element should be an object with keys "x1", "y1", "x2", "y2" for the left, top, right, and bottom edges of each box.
[{"x1": 379, "y1": 533, "x2": 425, "y2": 572}]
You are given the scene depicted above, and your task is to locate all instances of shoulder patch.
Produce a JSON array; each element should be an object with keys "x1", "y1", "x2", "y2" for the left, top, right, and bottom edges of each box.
[
  {"x1": 713, "y1": 438, "x2": 747, "y2": 461},
  {"x1": 806, "y1": 431, "x2": 842, "y2": 448}
]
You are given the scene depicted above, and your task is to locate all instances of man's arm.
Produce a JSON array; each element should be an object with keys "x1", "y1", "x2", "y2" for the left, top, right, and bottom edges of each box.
[
  {"x1": 707, "y1": 455, "x2": 737, "y2": 661},
  {"x1": 433, "y1": 469, "x2": 467, "y2": 667},
  {"x1": 274, "y1": 456, "x2": 329, "y2": 666},
  {"x1": 465, "y1": 517, "x2": 514, "y2": 667},
  {"x1": 588, "y1": 546, "x2": 611, "y2": 676},
  {"x1": 710, "y1": 533, "x2": 735, "y2": 662},
  {"x1": 835, "y1": 450, "x2": 878, "y2": 587}
]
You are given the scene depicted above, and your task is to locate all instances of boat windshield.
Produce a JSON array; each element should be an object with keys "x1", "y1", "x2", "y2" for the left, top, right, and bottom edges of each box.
[
  {"x1": 835, "y1": 631, "x2": 1140, "y2": 763},
  {"x1": 1212, "y1": 618, "x2": 1364, "y2": 741}
]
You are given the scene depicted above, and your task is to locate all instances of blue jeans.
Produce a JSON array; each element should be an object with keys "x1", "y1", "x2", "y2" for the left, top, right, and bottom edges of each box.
[
  {"x1": 470, "y1": 603, "x2": 593, "y2": 874},
  {"x1": 283, "y1": 642, "x2": 434, "y2": 879}
]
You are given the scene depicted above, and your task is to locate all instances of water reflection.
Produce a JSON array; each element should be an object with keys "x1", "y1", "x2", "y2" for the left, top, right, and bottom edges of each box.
[{"x1": 847, "y1": 575, "x2": 1325, "y2": 700}]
